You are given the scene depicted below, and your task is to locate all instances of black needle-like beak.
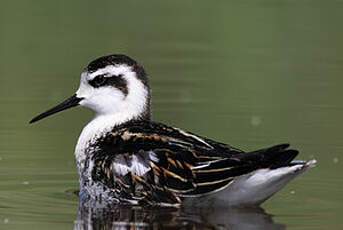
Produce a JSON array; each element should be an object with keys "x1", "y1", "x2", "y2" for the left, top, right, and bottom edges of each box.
[{"x1": 29, "y1": 94, "x2": 83, "y2": 124}]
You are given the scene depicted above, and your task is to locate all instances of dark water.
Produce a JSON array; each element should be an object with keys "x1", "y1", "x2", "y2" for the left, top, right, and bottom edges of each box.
[{"x1": 0, "y1": 0, "x2": 342, "y2": 229}]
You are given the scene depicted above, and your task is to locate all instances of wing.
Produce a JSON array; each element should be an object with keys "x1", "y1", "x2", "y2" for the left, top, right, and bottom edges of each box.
[{"x1": 89, "y1": 121, "x2": 297, "y2": 205}]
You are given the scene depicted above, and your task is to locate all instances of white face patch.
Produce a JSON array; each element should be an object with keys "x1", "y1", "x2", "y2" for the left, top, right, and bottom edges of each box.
[{"x1": 74, "y1": 64, "x2": 149, "y2": 122}]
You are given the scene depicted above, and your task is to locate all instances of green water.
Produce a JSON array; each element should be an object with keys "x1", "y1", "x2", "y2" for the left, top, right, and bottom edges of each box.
[{"x1": 0, "y1": 0, "x2": 342, "y2": 229}]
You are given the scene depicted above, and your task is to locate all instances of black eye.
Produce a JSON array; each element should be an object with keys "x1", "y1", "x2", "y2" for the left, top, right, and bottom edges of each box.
[{"x1": 90, "y1": 75, "x2": 107, "y2": 87}]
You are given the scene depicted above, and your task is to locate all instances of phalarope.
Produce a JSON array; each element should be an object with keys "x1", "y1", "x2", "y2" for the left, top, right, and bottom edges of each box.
[{"x1": 30, "y1": 54, "x2": 316, "y2": 207}]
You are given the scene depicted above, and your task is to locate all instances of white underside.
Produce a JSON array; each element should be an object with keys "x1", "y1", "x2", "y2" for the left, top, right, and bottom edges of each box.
[{"x1": 182, "y1": 160, "x2": 316, "y2": 207}]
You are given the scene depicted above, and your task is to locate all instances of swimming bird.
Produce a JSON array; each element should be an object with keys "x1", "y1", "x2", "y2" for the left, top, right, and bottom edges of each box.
[{"x1": 30, "y1": 54, "x2": 316, "y2": 207}]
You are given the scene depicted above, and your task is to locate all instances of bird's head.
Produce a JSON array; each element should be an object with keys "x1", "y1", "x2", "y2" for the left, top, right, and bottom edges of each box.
[{"x1": 30, "y1": 54, "x2": 151, "y2": 124}]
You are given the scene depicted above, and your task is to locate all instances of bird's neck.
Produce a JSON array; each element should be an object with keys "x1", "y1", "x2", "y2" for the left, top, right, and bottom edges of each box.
[
  {"x1": 74, "y1": 110, "x2": 151, "y2": 179},
  {"x1": 73, "y1": 113, "x2": 125, "y2": 188},
  {"x1": 74, "y1": 115, "x2": 112, "y2": 165}
]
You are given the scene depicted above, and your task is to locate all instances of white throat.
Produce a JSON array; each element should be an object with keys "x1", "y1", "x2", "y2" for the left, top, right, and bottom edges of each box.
[{"x1": 74, "y1": 114, "x2": 117, "y2": 162}]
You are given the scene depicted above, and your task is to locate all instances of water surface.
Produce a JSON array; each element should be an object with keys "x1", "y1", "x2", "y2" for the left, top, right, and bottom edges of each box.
[{"x1": 0, "y1": 0, "x2": 342, "y2": 229}]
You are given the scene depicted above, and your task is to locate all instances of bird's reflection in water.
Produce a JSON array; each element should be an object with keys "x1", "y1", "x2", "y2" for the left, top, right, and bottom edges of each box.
[{"x1": 74, "y1": 199, "x2": 285, "y2": 230}]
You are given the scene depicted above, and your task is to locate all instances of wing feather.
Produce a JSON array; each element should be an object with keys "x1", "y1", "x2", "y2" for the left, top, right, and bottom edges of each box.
[{"x1": 90, "y1": 121, "x2": 246, "y2": 204}]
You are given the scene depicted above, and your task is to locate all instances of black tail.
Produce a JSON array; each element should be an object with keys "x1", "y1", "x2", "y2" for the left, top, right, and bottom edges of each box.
[
  {"x1": 240, "y1": 143, "x2": 299, "y2": 169},
  {"x1": 187, "y1": 144, "x2": 299, "y2": 194}
]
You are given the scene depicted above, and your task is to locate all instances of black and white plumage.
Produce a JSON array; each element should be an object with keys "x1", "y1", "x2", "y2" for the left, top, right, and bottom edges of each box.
[{"x1": 30, "y1": 54, "x2": 316, "y2": 207}]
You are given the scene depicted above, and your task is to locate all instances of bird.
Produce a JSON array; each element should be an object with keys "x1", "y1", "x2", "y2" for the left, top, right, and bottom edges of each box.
[{"x1": 30, "y1": 54, "x2": 316, "y2": 207}]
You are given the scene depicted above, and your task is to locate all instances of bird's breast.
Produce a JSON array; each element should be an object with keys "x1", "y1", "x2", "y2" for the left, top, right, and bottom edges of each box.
[{"x1": 74, "y1": 115, "x2": 117, "y2": 170}]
